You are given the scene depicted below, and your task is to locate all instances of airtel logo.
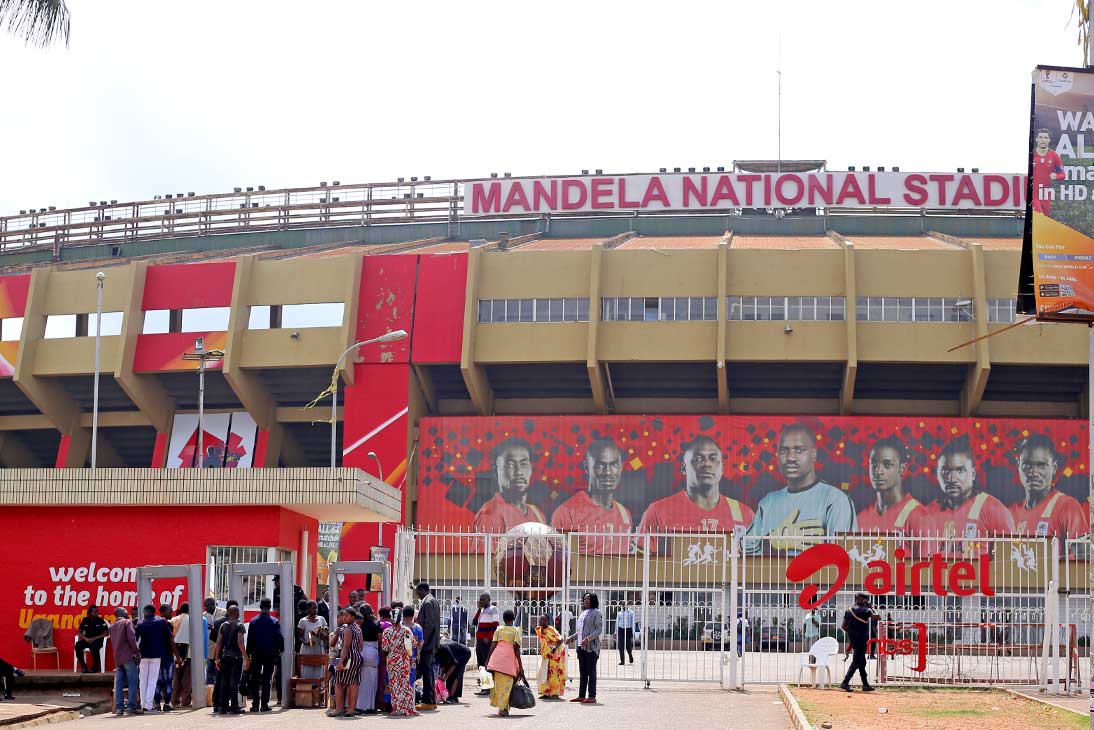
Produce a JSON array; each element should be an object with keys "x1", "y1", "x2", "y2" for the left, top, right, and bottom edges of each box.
[{"x1": 786, "y1": 543, "x2": 995, "y2": 610}]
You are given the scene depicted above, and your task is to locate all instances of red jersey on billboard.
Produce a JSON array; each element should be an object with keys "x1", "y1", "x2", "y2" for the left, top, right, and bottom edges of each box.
[
  {"x1": 1031, "y1": 149, "x2": 1063, "y2": 214},
  {"x1": 925, "y1": 493, "x2": 1015, "y2": 556},
  {"x1": 638, "y1": 490, "x2": 754, "y2": 533},
  {"x1": 550, "y1": 490, "x2": 633, "y2": 554},
  {"x1": 472, "y1": 493, "x2": 546, "y2": 533},
  {"x1": 856, "y1": 493, "x2": 930, "y2": 535},
  {"x1": 1010, "y1": 490, "x2": 1086, "y2": 538}
]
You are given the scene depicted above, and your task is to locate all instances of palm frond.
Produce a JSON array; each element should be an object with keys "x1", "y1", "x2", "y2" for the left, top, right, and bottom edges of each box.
[{"x1": 0, "y1": 0, "x2": 70, "y2": 48}]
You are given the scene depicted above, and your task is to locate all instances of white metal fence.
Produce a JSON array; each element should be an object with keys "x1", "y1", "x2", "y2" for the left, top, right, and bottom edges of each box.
[
  {"x1": 736, "y1": 534, "x2": 1075, "y2": 690},
  {"x1": 397, "y1": 528, "x2": 1084, "y2": 691}
]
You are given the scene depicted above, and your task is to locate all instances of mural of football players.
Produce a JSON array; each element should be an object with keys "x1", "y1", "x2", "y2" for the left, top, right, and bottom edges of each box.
[
  {"x1": 927, "y1": 436, "x2": 1014, "y2": 555},
  {"x1": 473, "y1": 437, "x2": 546, "y2": 532},
  {"x1": 1010, "y1": 434, "x2": 1085, "y2": 539},
  {"x1": 857, "y1": 435, "x2": 929, "y2": 536},
  {"x1": 551, "y1": 438, "x2": 633, "y2": 555},
  {"x1": 745, "y1": 423, "x2": 857, "y2": 555},
  {"x1": 638, "y1": 434, "x2": 753, "y2": 534}
]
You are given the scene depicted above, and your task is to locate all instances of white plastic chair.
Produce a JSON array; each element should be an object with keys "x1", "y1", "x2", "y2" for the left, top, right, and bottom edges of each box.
[
  {"x1": 73, "y1": 634, "x2": 109, "y2": 673},
  {"x1": 797, "y1": 637, "x2": 839, "y2": 687}
]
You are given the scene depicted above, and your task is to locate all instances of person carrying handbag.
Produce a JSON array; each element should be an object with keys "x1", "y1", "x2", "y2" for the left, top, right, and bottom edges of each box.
[{"x1": 486, "y1": 610, "x2": 533, "y2": 717}]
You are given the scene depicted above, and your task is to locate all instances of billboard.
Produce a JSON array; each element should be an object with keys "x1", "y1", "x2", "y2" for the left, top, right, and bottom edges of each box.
[
  {"x1": 416, "y1": 415, "x2": 1087, "y2": 554},
  {"x1": 166, "y1": 411, "x2": 258, "y2": 468},
  {"x1": 464, "y1": 172, "x2": 1027, "y2": 216},
  {"x1": 1020, "y1": 65, "x2": 1094, "y2": 319}
]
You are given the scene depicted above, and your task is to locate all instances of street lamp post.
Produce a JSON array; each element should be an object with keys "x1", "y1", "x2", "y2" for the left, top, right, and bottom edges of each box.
[
  {"x1": 91, "y1": 272, "x2": 105, "y2": 470},
  {"x1": 331, "y1": 330, "x2": 408, "y2": 470},
  {"x1": 183, "y1": 338, "x2": 225, "y2": 469}
]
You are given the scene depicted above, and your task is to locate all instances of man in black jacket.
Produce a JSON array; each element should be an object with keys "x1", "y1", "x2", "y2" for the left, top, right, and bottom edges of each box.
[
  {"x1": 415, "y1": 582, "x2": 440, "y2": 710},
  {"x1": 840, "y1": 593, "x2": 878, "y2": 692}
]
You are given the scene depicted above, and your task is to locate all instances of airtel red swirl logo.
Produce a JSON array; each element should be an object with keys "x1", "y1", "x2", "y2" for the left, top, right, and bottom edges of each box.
[{"x1": 785, "y1": 543, "x2": 850, "y2": 610}]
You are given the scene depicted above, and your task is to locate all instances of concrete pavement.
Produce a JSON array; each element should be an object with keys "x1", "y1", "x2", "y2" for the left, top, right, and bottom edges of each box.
[{"x1": 64, "y1": 684, "x2": 792, "y2": 730}]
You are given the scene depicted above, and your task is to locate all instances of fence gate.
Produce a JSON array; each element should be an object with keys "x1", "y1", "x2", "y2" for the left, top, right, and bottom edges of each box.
[
  {"x1": 734, "y1": 534, "x2": 1066, "y2": 689},
  {"x1": 398, "y1": 528, "x2": 728, "y2": 685}
]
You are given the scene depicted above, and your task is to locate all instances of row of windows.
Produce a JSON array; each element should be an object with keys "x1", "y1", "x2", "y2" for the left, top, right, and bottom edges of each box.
[
  {"x1": 854, "y1": 297, "x2": 974, "y2": 322},
  {"x1": 728, "y1": 296, "x2": 846, "y2": 321},
  {"x1": 477, "y1": 298, "x2": 591, "y2": 323},
  {"x1": 477, "y1": 296, "x2": 1020, "y2": 324},
  {"x1": 987, "y1": 298, "x2": 1020, "y2": 324},
  {"x1": 602, "y1": 297, "x2": 718, "y2": 322}
]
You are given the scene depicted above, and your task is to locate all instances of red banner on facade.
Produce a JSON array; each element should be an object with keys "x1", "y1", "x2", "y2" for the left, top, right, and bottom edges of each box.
[{"x1": 417, "y1": 415, "x2": 1087, "y2": 553}]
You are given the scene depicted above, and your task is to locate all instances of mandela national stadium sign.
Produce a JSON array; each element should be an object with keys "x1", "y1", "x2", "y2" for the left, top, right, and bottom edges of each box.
[{"x1": 464, "y1": 171, "x2": 1027, "y2": 215}]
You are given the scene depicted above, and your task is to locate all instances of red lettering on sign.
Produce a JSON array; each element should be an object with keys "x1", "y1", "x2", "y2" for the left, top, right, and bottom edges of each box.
[
  {"x1": 808, "y1": 174, "x2": 834, "y2": 205},
  {"x1": 562, "y1": 180, "x2": 588, "y2": 210},
  {"x1": 683, "y1": 177, "x2": 708, "y2": 207},
  {"x1": 737, "y1": 175, "x2": 760, "y2": 206},
  {"x1": 775, "y1": 174, "x2": 804, "y2": 205},
  {"x1": 503, "y1": 183, "x2": 530, "y2": 212},
  {"x1": 641, "y1": 177, "x2": 670, "y2": 208},
  {"x1": 902, "y1": 174, "x2": 929, "y2": 206},
  {"x1": 710, "y1": 176, "x2": 740, "y2": 206},
  {"x1": 982, "y1": 175, "x2": 1009, "y2": 206},
  {"x1": 618, "y1": 178, "x2": 640, "y2": 208},
  {"x1": 951, "y1": 175, "x2": 982, "y2": 207},
  {"x1": 836, "y1": 175, "x2": 866, "y2": 205},
  {"x1": 532, "y1": 180, "x2": 558, "y2": 210},
  {"x1": 867, "y1": 174, "x2": 892, "y2": 204},
  {"x1": 591, "y1": 178, "x2": 613, "y2": 209},
  {"x1": 869, "y1": 622, "x2": 927, "y2": 673},
  {"x1": 471, "y1": 182, "x2": 502, "y2": 214},
  {"x1": 785, "y1": 543, "x2": 849, "y2": 610},
  {"x1": 928, "y1": 174, "x2": 955, "y2": 205},
  {"x1": 786, "y1": 544, "x2": 995, "y2": 610}
]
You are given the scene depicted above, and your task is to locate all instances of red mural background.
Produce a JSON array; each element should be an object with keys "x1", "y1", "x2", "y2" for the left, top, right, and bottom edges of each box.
[{"x1": 417, "y1": 414, "x2": 1088, "y2": 533}]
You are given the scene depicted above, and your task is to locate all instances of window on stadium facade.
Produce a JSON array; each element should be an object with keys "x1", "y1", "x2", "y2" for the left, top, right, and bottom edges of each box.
[
  {"x1": 477, "y1": 298, "x2": 590, "y2": 323},
  {"x1": 854, "y1": 297, "x2": 974, "y2": 322},
  {"x1": 600, "y1": 297, "x2": 718, "y2": 322},
  {"x1": 727, "y1": 296, "x2": 846, "y2": 321},
  {"x1": 987, "y1": 298, "x2": 1019, "y2": 323}
]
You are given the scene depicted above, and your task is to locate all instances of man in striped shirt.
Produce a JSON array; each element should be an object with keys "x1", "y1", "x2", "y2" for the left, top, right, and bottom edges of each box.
[{"x1": 470, "y1": 592, "x2": 500, "y2": 695}]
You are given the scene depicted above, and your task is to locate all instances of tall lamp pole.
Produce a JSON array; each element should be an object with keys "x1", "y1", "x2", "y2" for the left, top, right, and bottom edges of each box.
[
  {"x1": 331, "y1": 330, "x2": 408, "y2": 469},
  {"x1": 183, "y1": 338, "x2": 225, "y2": 469},
  {"x1": 91, "y1": 272, "x2": 105, "y2": 470}
]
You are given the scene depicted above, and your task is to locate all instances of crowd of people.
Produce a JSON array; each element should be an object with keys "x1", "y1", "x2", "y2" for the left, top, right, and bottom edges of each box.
[{"x1": 54, "y1": 582, "x2": 609, "y2": 719}]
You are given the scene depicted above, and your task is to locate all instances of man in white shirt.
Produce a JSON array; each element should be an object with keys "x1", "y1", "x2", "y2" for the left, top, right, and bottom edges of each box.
[{"x1": 615, "y1": 605, "x2": 635, "y2": 665}]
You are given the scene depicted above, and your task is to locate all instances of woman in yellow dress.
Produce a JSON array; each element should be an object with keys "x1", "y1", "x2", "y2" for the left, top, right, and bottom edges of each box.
[
  {"x1": 486, "y1": 610, "x2": 524, "y2": 716},
  {"x1": 535, "y1": 614, "x2": 565, "y2": 700}
]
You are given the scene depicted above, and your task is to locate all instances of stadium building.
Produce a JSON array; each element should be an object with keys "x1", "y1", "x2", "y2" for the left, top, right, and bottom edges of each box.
[{"x1": 0, "y1": 162, "x2": 1085, "y2": 687}]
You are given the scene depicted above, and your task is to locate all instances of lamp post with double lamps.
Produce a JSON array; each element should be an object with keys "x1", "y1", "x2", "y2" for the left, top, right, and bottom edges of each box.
[{"x1": 182, "y1": 338, "x2": 225, "y2": 469}]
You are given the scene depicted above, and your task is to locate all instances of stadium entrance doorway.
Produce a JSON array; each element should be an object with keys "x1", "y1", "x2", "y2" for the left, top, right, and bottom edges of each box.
[
  {"x1": 135, "y1": 564, "x2": 207, "y2": 708},
  {"x1": 227, "y1": 561, "x2": 296, "y2": 702}
]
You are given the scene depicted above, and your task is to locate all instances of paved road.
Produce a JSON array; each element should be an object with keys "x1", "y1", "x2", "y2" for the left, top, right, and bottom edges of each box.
[{"x1": 65, "y1": 684, "x2": 791, "y2": 730}]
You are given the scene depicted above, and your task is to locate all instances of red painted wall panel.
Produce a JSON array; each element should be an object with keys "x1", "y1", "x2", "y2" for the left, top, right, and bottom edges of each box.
[
  {"x1": 142, "y1": 262, "x2": 236, "y2": 311},
  {"x1": 356, "y1": 256, "x2": 416, "y2": 364},
  {"x1": 0, "y1": 274, "x2": 30, "y2": 319},
  {"x1": 340, "y1": 362, "x2": 410, "y2": 561},
  {"x1": 133, "y1": 331, "x2": 227, "y2": 372},
  {"x1": 0, "y1": 506, "x2": 315, "y2": 668},
  {"x1": 410, "y1": 253, "x2": 467, "y2": 364}
]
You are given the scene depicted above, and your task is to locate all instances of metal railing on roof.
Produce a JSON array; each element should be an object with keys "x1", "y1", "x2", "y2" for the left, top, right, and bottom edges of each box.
[{"x1": 0, "y1": 178, "x2": 466, "y2": 253}]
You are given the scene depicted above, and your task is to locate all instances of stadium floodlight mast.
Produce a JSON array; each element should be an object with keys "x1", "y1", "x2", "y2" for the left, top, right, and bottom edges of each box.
[
  {"x1": 91, "y1": 272, "x2": 105, "y2": 470},
  {"x1": 182, "y1": 338, "x2": 225, "y2": 469},
  {"x1": 331, "y1": 330, "x2": 408, "y2": 470}
]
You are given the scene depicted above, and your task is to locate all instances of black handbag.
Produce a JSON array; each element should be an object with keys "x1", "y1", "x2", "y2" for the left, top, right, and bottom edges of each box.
[{"x1": 509, "y1": 676, "x2": 536, "y2": 710}]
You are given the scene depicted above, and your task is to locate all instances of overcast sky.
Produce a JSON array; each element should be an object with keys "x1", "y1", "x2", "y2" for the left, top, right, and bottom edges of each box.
[{"x1": 0, "y1": 0, "x2": 1086, "y2": 214}]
